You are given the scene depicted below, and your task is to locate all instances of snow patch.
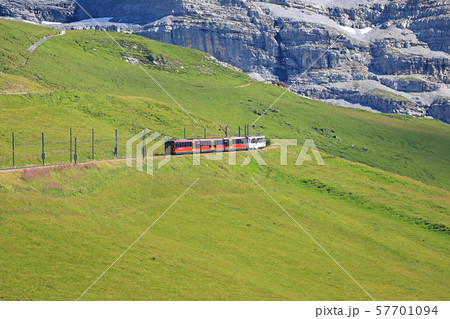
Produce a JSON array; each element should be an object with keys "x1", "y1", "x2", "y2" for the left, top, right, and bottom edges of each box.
[
  {"x1": 340, "y1": 26, "x2": 372, "y2": 35},
  {"x1": 23, "y1": 20, "x2": 38, "y2": 25},
  {"x1": 247, "y1": 72, "x2": 266, "y2": 82},
  {"x1": 322, "y1": 99, "x2": 381, "y2": 113},
  {"x1": 360, "y1": 27, "x2": 373, "y2": 34},
  {"x1": 41, "y1": 21, "x2": 62, "y2": 25},
  {"x1": 72, "y1": 17, "x2": 113, "y2": 24},
  {"x1": 297, "y1": 0, "x2": 389, "y2": 10},
  {"x1": 254, "y1": 2, "x2": 375, "y2": 42},
  {"x1": 148, "y1": 15, "x2": 174, "y2": 26}
]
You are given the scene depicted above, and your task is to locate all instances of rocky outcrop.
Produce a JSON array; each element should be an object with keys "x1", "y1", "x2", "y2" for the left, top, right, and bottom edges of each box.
[
  {"x1": 1, "y1": 0, "x2": 449, "y2": 123},
  {"x1": 0, "y1": 1, "x2": 75, "y2": 22},
  {"x1": 380, "y1": 77, "x2": 440, "y2": 93},
  {"x1": 0, "y1": 0, "x2": 183, "y2": 23},
  {"x1": 428, "y1": 97, "x2": 450, "y2": 123}
]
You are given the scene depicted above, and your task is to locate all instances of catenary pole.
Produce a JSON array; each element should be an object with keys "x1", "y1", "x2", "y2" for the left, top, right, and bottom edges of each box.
[
  {"x1": 92, "y1": 128, "x2": 95, "y2": 160},
  {"x1": 70, "y1": 128, "x2": 73, "y2": 163},
  {"x1": 74, "y1": 137, "x2": 78, "y2": 165},
  {"x1": 114, "y1": 129, "x2": 118, "y2": 158},
  {"x1": 41, "y1": 133, "x2": 45, "y2": 166},
  {"x1": 12, "y1": 132, "x2": 15, "y2": 168}
]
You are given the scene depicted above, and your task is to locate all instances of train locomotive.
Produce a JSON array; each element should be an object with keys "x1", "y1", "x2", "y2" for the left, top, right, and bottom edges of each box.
[{"x1": 165, "y1": 135, "x2": 266, "y2": 155}]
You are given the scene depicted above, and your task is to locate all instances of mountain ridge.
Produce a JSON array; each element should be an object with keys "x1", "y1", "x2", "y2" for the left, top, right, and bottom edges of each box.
[{"x1": 0, "y1": 0, "x2": 449, "y2": 123}]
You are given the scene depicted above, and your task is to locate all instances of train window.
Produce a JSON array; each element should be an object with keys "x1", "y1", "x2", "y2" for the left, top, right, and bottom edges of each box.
[
  {"x1": 233, "y1": 139, "x2": 243, "y2": 144},
  {"x1": 250, "y1": 138, "x2": 265, "y2": 143},
  {"x1": 215, "y1": 140, "x2": 223, "y2": 145},
  {"x1": 176, "y1": 142, "x2": 193, "y2": 148},
  {"x1": 200, "y1": 141, "x2": 211, "y2": 147}
]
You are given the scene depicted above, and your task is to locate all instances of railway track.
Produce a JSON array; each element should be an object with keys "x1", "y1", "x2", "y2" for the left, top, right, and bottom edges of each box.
[
  {"x1": 0, "y1": 155, "x2": 164, "y2": 173},
  {"x1": 0, "y1": 146, "x2": 273, "y2": 173}
]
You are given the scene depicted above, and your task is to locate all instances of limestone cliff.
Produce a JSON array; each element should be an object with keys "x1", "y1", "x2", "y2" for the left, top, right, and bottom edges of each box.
[{"x1": 1, "y1": 0, "x2": 449, "y2": 122}]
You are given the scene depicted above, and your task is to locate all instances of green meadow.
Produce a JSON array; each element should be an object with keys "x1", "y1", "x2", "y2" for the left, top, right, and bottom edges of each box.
[{"x1": 0, "y1": 19, "x2": 449, "y2": 300}]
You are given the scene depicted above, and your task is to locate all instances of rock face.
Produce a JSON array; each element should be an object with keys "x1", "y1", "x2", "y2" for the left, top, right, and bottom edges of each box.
[
  {"x1": 1, "y1": 0, "x2": 449, "y2": 123},
  {"x1": 0, "y1": 0, "x2": 183, "y2": 23},
  {"x1": 0, "y1": 1, "x2": 75, "y2": 22}
]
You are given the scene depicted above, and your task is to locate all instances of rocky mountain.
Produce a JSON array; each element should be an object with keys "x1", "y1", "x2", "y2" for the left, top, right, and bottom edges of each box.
[{"x1": 1, "y1": 0, "x2": 449, "y2": 123}]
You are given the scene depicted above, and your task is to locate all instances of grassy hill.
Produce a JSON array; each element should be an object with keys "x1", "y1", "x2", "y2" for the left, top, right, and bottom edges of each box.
[
  {"x1": 0, "y1": 149, "x2": 448, "y2": 300},
  {"x1": 0, "y1": 19, "x2": 449, "y2": 300},
  {"x1": 0, "y1": 19, "x2": 449, "y2": 189}
]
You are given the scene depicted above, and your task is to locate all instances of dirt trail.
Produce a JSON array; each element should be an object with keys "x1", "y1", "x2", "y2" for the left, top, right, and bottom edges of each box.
[
  {"x1": 235, "y1": 83, "x2": 252, "y2": 88},
  {"x1": 0, "y1": 91, "x2": 48, "y2": 95},
  {"x1": 20, "y1": 30, "x2": 66, "y2": 67},
  {"x1": 27, "y1": 30, "x2": 66, "y2": 53},
  {"x1": 0, "y1": 31, "x2": 66, "y2": 95},
  {"x1": 0, "y1": 146, "x2": 275, "y2": 174},
  {"x1": 0, "y1": 157, "x2": 128, "y2": 173}
]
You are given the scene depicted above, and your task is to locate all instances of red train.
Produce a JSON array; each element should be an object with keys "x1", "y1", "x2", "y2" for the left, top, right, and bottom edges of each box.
[{"x1": 165, "y1": 136, "x2": 264, "y2": 155}]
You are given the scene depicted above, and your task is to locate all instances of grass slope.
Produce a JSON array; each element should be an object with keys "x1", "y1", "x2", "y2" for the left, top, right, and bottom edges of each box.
[
  {"x1": 0, "y1": 20, "x2": 448, "y2": 189},
  {"x1": 0, "y1": 73, "x2": 49, "y2": 93},
  {"x1": 0, "y1": 19, "x2": 59, "y2": 72},
  {"x1": 0, "y1": 20, "x2": 449, "y2": 301},
  {"x1": 0, "y1": 149, "x2": 448, "y2": 300}
]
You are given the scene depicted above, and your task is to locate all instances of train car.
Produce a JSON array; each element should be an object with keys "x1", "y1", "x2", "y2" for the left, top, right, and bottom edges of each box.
[
  {"x1": 165, "y1": 135, "x2": 266, "y2": 155},
  {"x1": 195, "y1": 138, "x2": 224, "y2": 153},
  {"x1": 199, "y1": 139, "x2": 213, "y2": 153},
  {"x1": 246, "y1": 136, "x2": 266, "y2": 150},
  {"x1": 211, "y1": 138, "x2": 226, "y2": 152},
  {"x1": 228, "y1": 137, "x2": 247, "y2": 151},
  {"x1": 165, "y1": 139, "x2": 193, "y2": 155}
]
